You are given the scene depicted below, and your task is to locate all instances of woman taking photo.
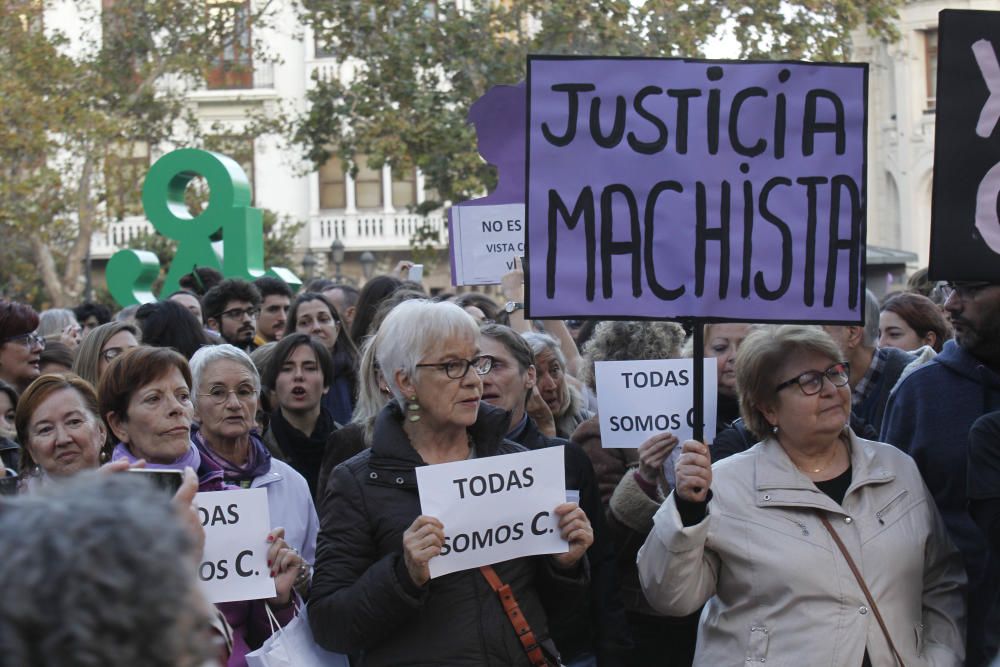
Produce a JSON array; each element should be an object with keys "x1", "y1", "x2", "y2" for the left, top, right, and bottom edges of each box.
[
  {"x1": 261, "y1": 332, "x2": 338, "y2": 498},
  {"x1": 638, "y1": 325, "x2": 966, "y2": 666},
  {"x1": 286, "y1": 292, "x2": 357, "y2": 425},
  {"x1": 100, "y1": 346, "x2": 314, "y2": 667},
  {"x1": 309, "y1": 300, "x2": 594, "y2": 665}
]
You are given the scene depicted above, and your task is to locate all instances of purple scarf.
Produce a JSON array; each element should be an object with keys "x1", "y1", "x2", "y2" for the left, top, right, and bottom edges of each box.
[
  {"x1": 190, "y1": 425, "x2": 272, "y2": 486},
  {"x1": 111, "y1": 442, "x2": 226, "y2": 491}
]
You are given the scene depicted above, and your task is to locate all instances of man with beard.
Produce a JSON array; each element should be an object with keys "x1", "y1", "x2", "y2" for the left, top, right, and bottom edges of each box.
[
  {"x1": 881, "y1": 281, "x2": 1000, "y2": 666},
  {"x1": 202, "y1": 279, "x2": 261, "y2": 353}
]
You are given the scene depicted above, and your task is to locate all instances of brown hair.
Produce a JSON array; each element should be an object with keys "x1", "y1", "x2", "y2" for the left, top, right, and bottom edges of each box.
[
  {"x1": 98, "y1": 347, "x2": 192, "y2": 432},
  {"x1": 0, "y1": 302, "x2": 39, "y2": 340},
  {"x1": 735, "y1": 325, "x2": 845, "y2": 440},
  {"x1": 880, "y1": 292, "x2": 951, "y2": 353},
  {"x1": 15, "y1": 373, "x2": 102, "y2": 475}
]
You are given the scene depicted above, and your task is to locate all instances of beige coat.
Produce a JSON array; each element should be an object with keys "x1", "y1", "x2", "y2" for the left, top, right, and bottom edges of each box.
[{"x1": 637, "y1": 432, "x2": 966, "y2": 667}]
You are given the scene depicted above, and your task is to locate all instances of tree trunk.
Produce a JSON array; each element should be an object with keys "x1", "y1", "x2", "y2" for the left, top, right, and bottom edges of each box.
[
  {"x1": 61, "y1": 154, "x2": 96, "y2": 305},
  {"x1": 31, "y1": 236, "x2": 68, "y2": 307}
]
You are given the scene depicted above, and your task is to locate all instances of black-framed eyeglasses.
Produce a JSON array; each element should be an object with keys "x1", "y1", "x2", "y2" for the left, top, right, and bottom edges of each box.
[
  {"x1": 1, "y1": 332, "x2": 45, "y2": 350},
  {"x1": 775, "y1": 362, "x2": 850, "y2": 396},
  {"x1": 416, "y1": 355, "x2": 494, "y2": 379},
  {"x1": 220, "y1": 307, "x2": 259, "y2": 320},
  {"x1": 938, "y1": 281, "x2": 993, "y2": 302}
]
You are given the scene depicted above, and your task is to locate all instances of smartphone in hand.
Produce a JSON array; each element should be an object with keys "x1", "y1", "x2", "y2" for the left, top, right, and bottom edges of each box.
[{"x1": 127, "y1": 468, "x2": 184, "y2": 495}]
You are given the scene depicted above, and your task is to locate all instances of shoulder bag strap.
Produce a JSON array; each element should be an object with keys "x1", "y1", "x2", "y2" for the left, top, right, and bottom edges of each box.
[
  {"x1": 480, "y1": 565, "x2": 551, "y2": 667},
  {"x1": 818, "y1": 512, "x2": 906, "y2": 667}
]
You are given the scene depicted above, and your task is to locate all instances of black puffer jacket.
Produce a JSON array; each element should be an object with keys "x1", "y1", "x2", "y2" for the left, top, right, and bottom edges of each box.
[{"x1": 308, "y1": 401, "x2": 589, "y2": 666}]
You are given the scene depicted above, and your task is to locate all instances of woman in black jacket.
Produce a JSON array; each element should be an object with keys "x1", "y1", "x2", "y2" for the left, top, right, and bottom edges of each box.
[{"x1": 308, "y1": 299, "x2": 593, "y2": 666}]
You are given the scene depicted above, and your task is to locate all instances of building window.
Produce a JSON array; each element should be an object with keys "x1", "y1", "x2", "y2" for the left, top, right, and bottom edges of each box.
[
  {"x1": 925, "y1": 28, "x2": 938, "y2": 111},
  {"x1": 319, "y1": 155, "x2": 346, "y2": 210},
  {"x1": 205, "y1": 135, "x2": 255, "y2": 203},
  {"x1": 207, "y1": 0, "x2": 252, "y2": 90},
  {"x1": 105, "y1": 141, "x2": 150, "y2": 220},
  {"x1": 392, "y1": 167, "x2": 417, "y2": 209},
  {"x1": 355, "y1": 155, "x2": 382, "y2": 209}
]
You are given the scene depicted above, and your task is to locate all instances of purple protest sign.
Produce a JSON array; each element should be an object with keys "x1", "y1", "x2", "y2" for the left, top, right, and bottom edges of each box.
[{"x1": 525, "y1": 56, "x2": 868, "y2": 323}]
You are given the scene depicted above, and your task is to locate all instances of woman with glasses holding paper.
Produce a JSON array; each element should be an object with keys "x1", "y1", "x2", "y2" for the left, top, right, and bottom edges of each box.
[
  {"x1": 637, "y1": 325, "x2": 966, "y2": 667},
  {"x1": 101, "y1": 345, "x2": 316, "y2": 667},
  {"x1": 309, "y1": 299, "x2": 594, "y2": 666}
]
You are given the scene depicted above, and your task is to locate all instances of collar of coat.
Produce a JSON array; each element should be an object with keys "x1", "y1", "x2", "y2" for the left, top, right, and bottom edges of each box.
[
  {"x1": 751, "y1": 429, "x2": 895, "y2": 513},
  {"x1": 367, "y1": 401, "x2": 514, "y2": 485}
]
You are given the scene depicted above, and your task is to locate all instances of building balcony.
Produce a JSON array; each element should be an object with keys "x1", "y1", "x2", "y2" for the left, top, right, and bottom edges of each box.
[
  {"x1": 89, "y1": 208, "x2": 449, "y2": 262},
  {"x1": 306, "y1": 210, "x2": 449, "y2": 252}
]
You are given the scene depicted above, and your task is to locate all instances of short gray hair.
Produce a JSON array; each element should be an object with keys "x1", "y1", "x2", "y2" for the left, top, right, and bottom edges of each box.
[
  {"x1": 521, "y1": 332, "x2": 565, "y2": 368},
  {"x1": 375, "y1": 299, "x2": 479, "y2": 406},
  {"x1": 0, "y1": 472, "x2": 213, "y2": 666},
  {"x1": 189, "y1": 344, "x2": 261, "y2": 409},
  {"x1": 36, "y1": 308, "x2": 77, "y2": 340}
]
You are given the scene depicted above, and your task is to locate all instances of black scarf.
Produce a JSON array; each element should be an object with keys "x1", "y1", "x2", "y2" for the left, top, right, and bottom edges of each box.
[{"x1": 268, "y1": 407, "x2": 335, "y2": 497}]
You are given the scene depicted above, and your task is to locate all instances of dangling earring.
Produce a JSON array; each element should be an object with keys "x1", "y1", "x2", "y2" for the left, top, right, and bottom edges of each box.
[{"x1": 407, "y1": 395, "x2": 421, "y2": 422}]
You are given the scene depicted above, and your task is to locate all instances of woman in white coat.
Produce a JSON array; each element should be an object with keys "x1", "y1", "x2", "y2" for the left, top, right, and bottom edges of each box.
[{"x1": 638, "y1": 325, "x2": 966, "y2": 667}]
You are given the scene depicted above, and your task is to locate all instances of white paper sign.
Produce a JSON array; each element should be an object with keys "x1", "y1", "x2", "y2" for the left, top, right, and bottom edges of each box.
[
  {"x1": 451, "y1": 203, "x2": 525, "y2": 285},
  {"x1": 196, "y1": 488, "x2": 276, "y2": 604},
  {"x1": 594, "y1": 358, "x2": 718, "y2": 448},
  {"x1": 416, "y1": 446, "x2": 567, "y2": 578}
]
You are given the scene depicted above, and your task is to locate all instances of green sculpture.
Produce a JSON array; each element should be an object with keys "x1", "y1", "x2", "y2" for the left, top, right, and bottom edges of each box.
[{"x1": 106, "y1": 148, "x2": 303, "y2": 306}]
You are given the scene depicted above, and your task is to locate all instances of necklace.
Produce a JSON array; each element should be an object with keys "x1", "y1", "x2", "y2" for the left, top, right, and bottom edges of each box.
[{"x1": 794, "y1": 442, "x2": 842, "y2": 474}]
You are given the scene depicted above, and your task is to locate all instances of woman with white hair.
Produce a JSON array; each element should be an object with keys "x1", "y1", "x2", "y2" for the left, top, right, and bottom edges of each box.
[
  {"x1": 308, "y1": 299, "x2": 595, "y2": 666},
  {"x1": 522, "y1": 331, "x2": 593, "y2": 439}
]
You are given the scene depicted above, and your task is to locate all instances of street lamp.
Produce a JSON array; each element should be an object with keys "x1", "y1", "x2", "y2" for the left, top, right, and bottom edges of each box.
[
  {"x1": 330, "y1": 238, "x2": 345, "y2": 281},
  {"x1": 302, "y1": 250, "x2": 317, "y2": 282},
  {"x1": 360, "y1": 250, "x2": 376, "y2": 281}
]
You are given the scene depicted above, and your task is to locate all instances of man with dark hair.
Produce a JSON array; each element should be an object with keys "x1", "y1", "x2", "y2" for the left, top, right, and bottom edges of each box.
[
  {"x1": 883, "y1": 281, "x2": 1000, "y2": 666},
  {"x1": 321, "y1": 283, "x2": 360, "y2": 331},
  {"x1": 252, "y1": 276, "x2": 293, "y2": 347},
  {"x1": 72, "y1": 302, "x2": 112, "y2": 336},
  {"x1": 202, "y1": 279, "x2": 261, "y2": 352},
  {"x1": 479, "y1": 323, "x2": 632, "y2": 666}
]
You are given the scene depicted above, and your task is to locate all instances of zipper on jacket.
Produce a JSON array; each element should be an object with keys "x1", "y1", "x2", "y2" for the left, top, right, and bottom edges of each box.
[
  {"x1": 875, "y1": 490, "x2": 908, "y2": 525},
  {"x1": 780, "y1": 515, "x2": 809, "y2": 536}
]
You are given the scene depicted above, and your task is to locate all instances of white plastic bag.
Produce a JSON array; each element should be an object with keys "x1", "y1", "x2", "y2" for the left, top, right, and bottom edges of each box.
[{"x1": 245, "y1": 599, "x2": 349, "y2": 667}]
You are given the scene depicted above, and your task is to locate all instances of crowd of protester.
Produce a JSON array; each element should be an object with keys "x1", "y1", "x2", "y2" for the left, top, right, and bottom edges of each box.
[{"x1": 0, "y1": 263, "x2": 998, "y2": 667}]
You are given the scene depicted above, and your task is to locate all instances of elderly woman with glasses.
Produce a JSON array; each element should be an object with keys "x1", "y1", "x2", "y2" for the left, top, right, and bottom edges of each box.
[
  {"x1": 102, "y1": 345, "x2": 318, "y2": 667},
  {"x1": 309, "y1": 300, "x2": 594, "y2": 666},
  {"x1": 638, "y1": 325, "x2": 966, "y2": 667},
  {"x1": 0, "y1": 302, "x2": 44, "y2": 393}
]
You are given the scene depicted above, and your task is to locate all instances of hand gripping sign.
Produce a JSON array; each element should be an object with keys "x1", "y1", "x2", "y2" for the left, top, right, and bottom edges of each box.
[
  {"x1": 106, "y1": 148, "x2": 302, "y2": 306},
  {"x1": 416, "y1": 447, "x2": 568, "y2": 579}
]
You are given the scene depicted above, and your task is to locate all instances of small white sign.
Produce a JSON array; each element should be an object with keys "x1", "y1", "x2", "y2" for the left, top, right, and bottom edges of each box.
[
  {"x1": 594, "y1": 358, "x2": 718, "y2": 448},
  {"x1": 196, "y1": 488, "x2": 277, "y2": 604},
  {"x1": 417, "y1": 446, "x2": 567, "y2": 579},
  {"x1": 451, "y1": 203, "x2": 525, "y2": 285}
]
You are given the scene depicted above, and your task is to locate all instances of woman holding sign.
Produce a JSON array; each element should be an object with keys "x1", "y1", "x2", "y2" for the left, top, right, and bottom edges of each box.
[
  {"x1": 100, "y1": 346, "x2": 315, "y2": 667},
  {"x1": 309, "y1": 300, "x2": 594, "y2": 666},
  {"x1": 637, "y1": 326, "x2": 966, "y2": 666}
]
